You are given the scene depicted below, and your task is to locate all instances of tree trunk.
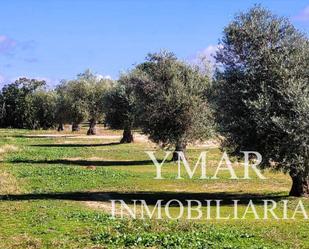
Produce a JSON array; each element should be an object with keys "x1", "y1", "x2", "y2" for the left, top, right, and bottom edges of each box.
[
  {"x1": 120, "y1": 127, "x2": 134, "y2": 143},
  {"x1": 72, "y1": 122, "x2": 80, "y2": 132},
  {"x1": 57, "y1": 123, "x2": 64, "y2": 132},
  {"x1": 172, "y1": 142, "x2": 187, "y2": 161},
  {"x1": 87, "y1": 119, "x2": 96, "y2": 135},
  {"x1": 289, "y1": 170, "x2": 309, "y2": 197}
]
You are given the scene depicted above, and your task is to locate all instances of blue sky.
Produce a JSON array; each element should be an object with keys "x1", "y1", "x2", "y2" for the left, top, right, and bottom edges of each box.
[{"x1": 0, "y1": 0, "x2": 308, "y2": 87}]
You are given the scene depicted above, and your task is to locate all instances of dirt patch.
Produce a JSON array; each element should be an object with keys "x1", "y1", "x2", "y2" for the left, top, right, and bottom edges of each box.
[
  {"x1": 83, "y1": 201, "x2": 139, "y2": 217},
  {"x1": 0, "y1": 145, "x2": 20, "y2": 195},
  {"x1": 26, "y1": 133, "x2": 220, "y2": 148},
  {"x1": 83, "y1": 201, "x2": 115, "y2": 214},
  {"x1": 83, "y1": 198, "x2": 140, "y2": 217},
  {"x1": 64, "y1": 157, "x2": 107, "y2": 161},
  {"x1": 0, "y1": 171, "x2": 20, "y2": 195},
  {"x1": 9, "y1": 234, "x2": 42, "y2": 249},
  {"x1": 70, "y1": 135, "x2": 121, "y2": 139},
  {"x1": 27, "y1": 133, "x2": 150, "y2": 142},
  {"x1": 25, "y1": 134, "x2": 122, "y2": 139},
  {"x1": 0, "y1": 144, "x2": 19, "y2": 154},
  {"x1": 82, "y1": 192, "x2": 119, "y2": 214},
  {"x1": 190, "y1": 138, "x2": 221, "y2": 148}
]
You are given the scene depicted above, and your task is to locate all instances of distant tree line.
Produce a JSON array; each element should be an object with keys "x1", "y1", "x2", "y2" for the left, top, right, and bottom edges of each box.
[
  {"x1": 0, "y1": 70, "x2": 114, "y2": 135},
  {"x1": 0, "y1": 6, "x2": 308, "y2": 196}
]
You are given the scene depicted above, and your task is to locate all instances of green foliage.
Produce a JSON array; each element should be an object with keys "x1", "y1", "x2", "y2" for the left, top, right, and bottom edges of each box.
[
  {"x1": 104, "y1": 72, "x2": 138, "y2": 130},
  {"x1": 61, "y1": 78, "x2": 89, "y2": 125},
  {"x1": 56, "y1": 70, "x2": 113, "y2": 127},
  {"x1": 32, "y1": 90, "x2": 57, "y2": 129},
  {"x1": 55, "y1": 81, "x2": 72, "y2": 125},
  {"x1": 214, "y1": 6, "x2": 309, "y2": 195},
  {"x1": 135, "y1": 51, "x2": 214, "y2": 149},
  {"x1": 0, "y1": 71, "x2": 113, "y2": 131},
  {"x1": 79, "y1": 70, "x2": 113, "y2": 123},
  {"x1": 0, "y1": 78, "x2": 52, "y2": 129},
  {"x1": 91, "y1": 225, "x2": 260, "y2": 248}
]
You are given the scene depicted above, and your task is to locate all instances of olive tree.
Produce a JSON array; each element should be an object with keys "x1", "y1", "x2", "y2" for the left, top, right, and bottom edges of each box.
[
  {"x1": 32, "y1": 90, "x2": 57, "y2": 129},
  {"x1": 55, "y1": 70, "x2": 112, "y2": 134},
  {"x1": 79, "y1": 71, "x2": 113, "y2": 135},
  {"x1": 61, "y1": 78, "x2": 89, "y2": 132},
  {"x1": 55, "y1": 82, "x2": 71, "y2": 131},
  {"x1": 214, "y1": 6, "x2": 309, "y2": 196},
  {"x1": 104, "y1": 72, "x2": 138, "y2": 143},
  {"x1": 135, "y1": 51, "x2": 214, "y2": 160},
  {"x1": 0, "y1": 78, "x2": 46, "y2": 129}
]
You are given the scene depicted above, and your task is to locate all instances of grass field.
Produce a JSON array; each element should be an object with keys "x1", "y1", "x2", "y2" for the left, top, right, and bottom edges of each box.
[{"x1": 0, "y1": 127, "x2": 308, "y2": 248}]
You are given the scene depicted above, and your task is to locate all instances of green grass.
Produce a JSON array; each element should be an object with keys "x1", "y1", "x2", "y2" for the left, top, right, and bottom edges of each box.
[{"x1": 0, "y1": 127, "x2": 308, "y2": 248}]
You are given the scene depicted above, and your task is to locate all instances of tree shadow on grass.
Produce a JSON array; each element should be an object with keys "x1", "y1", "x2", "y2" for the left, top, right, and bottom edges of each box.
[
  {"x1": 10, "y1": 158, "x2": 158, "y2": 167},
  {"x1": 0, "y1": 191, "x2": 288, "y2": 206},
  {"x1": 31, "y1": 142, "x2": 121, "y2": 147},
  {"x1": 9, "y1": 135, "x2": 74, "y2": 139}
]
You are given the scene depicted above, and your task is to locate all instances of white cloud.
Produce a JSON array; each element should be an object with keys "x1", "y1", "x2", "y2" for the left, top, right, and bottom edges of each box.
[
  {"x1": 295, "y1": 6, "x2": 309, "y2": 21},
  {"x1": 95, "y1": 74, "x2": 112, "y2": 80},
  {"x1": 192, "y1": 44, "x2": 222, "y2": 65},
  {"x1": 189, "y1": 44, "x2": 223, "y2": 76},
  {"x1": 200, "y1": 45, "x2": 221, "y2": 61}
]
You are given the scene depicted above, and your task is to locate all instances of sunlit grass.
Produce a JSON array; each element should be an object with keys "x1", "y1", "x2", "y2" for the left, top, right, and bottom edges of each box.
[{"x1": 0, "y1": 128, "x2": 308, "y2": 248}]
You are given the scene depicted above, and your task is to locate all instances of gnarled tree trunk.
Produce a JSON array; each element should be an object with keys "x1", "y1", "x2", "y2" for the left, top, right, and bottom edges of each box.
[
  {"x1": 289, "y1": 170, "x2": 309, "y2": 197},
  {"x1": 172, "y1": 142, "x2": 187, "y2": 161},
  {"x1": 57, "y1": 123, "x2": 64, "y2": 132},
  {"x1": 87, "y1": 118, "x2": 96, "y2": 135},
  {"x1": 72, "y1": 122, "x2": 80, "y2": 132},
  {"x1": 120, "y1": 126, "x2": 133, "y2": 143}
]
